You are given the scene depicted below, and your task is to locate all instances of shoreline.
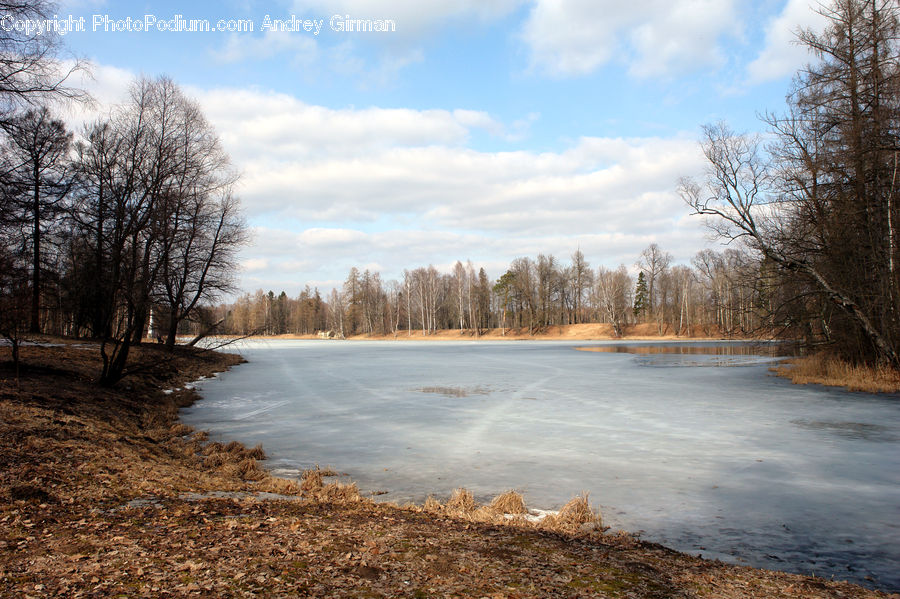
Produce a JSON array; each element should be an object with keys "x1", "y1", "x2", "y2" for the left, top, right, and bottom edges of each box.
[
  {"x1": 2, "y1": 341, "x2": 896, "y2": 597},
  {"x1": 221, "y1": 322, "x2": 764, "y2": 342}
]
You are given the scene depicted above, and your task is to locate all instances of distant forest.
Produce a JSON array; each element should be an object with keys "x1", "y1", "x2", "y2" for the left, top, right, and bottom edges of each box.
[{"x1": 214, "y1": 244, "x2": 770, "y2": 340}]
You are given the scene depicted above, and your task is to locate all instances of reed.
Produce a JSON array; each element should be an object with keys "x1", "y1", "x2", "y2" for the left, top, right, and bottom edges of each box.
[{"x1": 775, "y1": 354, "x2": 900, "y2": 393}]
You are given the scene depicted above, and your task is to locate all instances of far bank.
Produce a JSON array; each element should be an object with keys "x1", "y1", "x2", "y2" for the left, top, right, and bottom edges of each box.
[{"x1": 241, "y1": 322, "x2": 746, "y2": 342}]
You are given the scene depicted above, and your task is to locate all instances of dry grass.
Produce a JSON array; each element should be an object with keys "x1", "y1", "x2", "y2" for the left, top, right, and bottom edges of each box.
[
  {"x1": 224, "y1": 440, "x2": 244, "y2": 454},
  {"x1": 257, "y1": 476, "x2": 302, "y2": 495},
  {"x1": 298, "y1": 466, "x2": 359, "y2": 502},
  {"x1": 224, "y1": 457, "x2": 268, "y2": 481},
  {"x1": 423, "y1": 494, "x2": 442, "y2": 512},
  {"x1": 424, "y1": 488, "x2": 605, "y2": 532},
  {"x1": 775, "y1": 353, "x2": 900, "y2": 393},
  {"x1": 169, "y1": 422, "x2": 194, "y2": 437},
  {"x1": 489, "y1": 490, "x2": 527, "y2": 515},
  {"x1": 202, "y1": 441, "x2": 225, "y2": 455},
  {"x1": 541, "y1": 493, "x2": 602, "y2": 532},
  {"x1": 203, "y1": 453, "x2": 226, "y2": 468},
  {"x1": 321, "y1": 481, "x2": 361, "y2": 502},
  {"x1": 446, "y1": 487, "x2": 477, "y2": 513},
  {"x1": 300, "y1": 467, "x2": 324, "y2": 493},
  {"x1": 246, "y1": 443, "x2": 267, "y2": 460}
]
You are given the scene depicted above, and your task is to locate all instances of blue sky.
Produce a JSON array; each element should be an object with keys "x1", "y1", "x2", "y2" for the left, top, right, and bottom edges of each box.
[{"x1": 52, "y1": 0, "x2": 827, "y2": 295}]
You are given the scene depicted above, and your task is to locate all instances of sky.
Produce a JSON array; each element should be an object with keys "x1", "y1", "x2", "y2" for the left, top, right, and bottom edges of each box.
[{"x1": 44, "y1": 0, "x2": 829, "y2": 295}]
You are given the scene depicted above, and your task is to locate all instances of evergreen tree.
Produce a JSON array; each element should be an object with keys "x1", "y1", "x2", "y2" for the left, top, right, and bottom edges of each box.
[{"x1": 633, "y1": 271, "x2": 649, "y2": 320}]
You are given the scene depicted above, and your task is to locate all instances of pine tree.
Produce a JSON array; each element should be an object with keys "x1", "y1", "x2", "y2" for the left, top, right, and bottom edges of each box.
[{"x1": 633, "y1": 271, "x2": 649, "y2": 320}]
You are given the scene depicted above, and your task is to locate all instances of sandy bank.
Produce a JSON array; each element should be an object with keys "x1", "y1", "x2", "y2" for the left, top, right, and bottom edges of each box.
[{"x1": 252, "y1": 322, "x2": 746, "y2": 342}]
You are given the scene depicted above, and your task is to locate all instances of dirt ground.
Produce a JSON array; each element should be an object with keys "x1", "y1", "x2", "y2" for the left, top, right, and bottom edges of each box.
[{"x1": 1, "y1": 341, "x2": 895, "y2": 598}]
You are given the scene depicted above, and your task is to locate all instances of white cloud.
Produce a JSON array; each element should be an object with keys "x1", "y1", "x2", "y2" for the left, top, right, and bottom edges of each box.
[
  {"x1": 71, "y1": 68, "x2": 711, "y2": 296},
  {"x1": 195, "y1": 88, "x2": 507, "y2": 161},
  {"x1": 241, "y1": 258, "x2": 270, "y2": 272},
  {"x1": 746, "y1": 0, "x2": 829, "y2": 84},
  {"x1": 521, "y1": 0, "x2": 738, "y2": 78}
]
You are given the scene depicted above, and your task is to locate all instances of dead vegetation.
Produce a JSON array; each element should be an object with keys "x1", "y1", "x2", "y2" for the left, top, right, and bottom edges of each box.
[
  {"x1": 1, "y1": 342, "x2": 895, "y2": 598},
  {"x1": 542, "y1": 493, "x2": 603, "y2": 533},
  {"x1": 490, "y1": 490, "x2": 528, "y2": 515},
  {"x1": 774, "y1": 353, "x2": 900, "y2": 393}
]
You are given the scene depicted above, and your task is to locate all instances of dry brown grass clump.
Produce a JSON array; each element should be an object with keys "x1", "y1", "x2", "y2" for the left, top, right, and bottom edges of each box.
[
  {"x1": 224, "y1": 440, "x2": 244, "y2": 454},
  {"x1": 203, "y1": 453, "x2": 226, "y2": 468},
  {"x1": 541, "y1": 494, "x2": 602, "y2": 532},
  {"x1": 298, "y1": 467, "x2": 361, "y2": 503},
  {"x1": 489, "y1": 490, "x2": 527, "y2": 515},
  {"x1": 423, "y1": 494, "x2": 442, "y2": 512},
  {"x1": 200, "y1": 439, "x2": 267, "y2": 467},
  {"x1": 775, "y1": 353, "x2": 900, "y2": 393},
  {"x1": 257, "y1": 476, "x2": 302, "y2": 495},
  {"x1": 300, "y1": 467, "x2": 324, "y2": 493},
  {"x1": 321, "y1": 481, "x2": 361, "y2": 503},
  {"x1": 425, "y1": 489, "x2": 604, "y2": 532},
  {"x1": 169, "y1": 423, "x2": 194, "y2": 437},
  {"x1": 202, "y1": 441, "x2": 225, "y2": 455},
  {"x1": 445, "y1": 487, "x2": 477, "y2": 513},
  {"x1": 224, "y1": 458, "x2": 268, "y2": 481},
  {"x1": 246, "y1": 443, "x2": 266, "y2": 460}
]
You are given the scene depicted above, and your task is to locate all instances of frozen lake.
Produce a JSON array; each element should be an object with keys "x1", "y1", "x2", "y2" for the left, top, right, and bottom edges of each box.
[{"x1": 183, "y1": 339, "x2": 900, "y2": 591}]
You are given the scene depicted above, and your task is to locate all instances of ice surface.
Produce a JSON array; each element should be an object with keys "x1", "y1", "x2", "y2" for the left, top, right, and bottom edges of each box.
[{"x1": 181, "y1": 339, "x2": 900, "y2": 591}]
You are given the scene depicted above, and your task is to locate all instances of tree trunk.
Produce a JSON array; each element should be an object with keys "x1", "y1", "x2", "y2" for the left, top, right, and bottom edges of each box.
[{"x1": 186, "y1": 317, "x2": 225, "y2": 347}]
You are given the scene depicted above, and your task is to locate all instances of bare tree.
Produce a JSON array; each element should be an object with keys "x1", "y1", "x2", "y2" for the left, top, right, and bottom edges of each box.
[
  {"x1": 637, "y1": 243, "x2": 672, "y2": 333},
  {"x1": 0, "y1": 1, "x2": 89, "y2": 122},
  {"x1": 157, "y1": 191, "x2": 246, "y2": 348},
  {"x1": 570, "y1": 249, "x2": 592, "y2": 324},
  {"x1": 681, "y1": 119, "x2": 898, "y2": 364},
  {"x1": 68, "y1": 77, "x2": 245, "y2": 383},
  {"x1": 596, "y1": 265, "x2": 632, "y2": 337}
]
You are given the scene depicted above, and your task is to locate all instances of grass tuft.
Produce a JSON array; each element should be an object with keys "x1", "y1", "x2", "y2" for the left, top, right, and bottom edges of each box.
[
  {"x1": 446, "y1": 488, "x2": 477, "y2": 513},
  {"x1": 169, "y1": 423, "x2": 193, "y2": 437},
  {"x1": 201, "y1": 441, "x2": 225, "y2": 456},
  {"x1": 322, "y1": 481, "x2": 361, "y2": 503},
  {"x1": 226, "y1": 458, "x2": 267, "y2": 481},
  {"x1": 245, "y1": 443, "x2": 266, "y2": 460},
  {"x1": 423, "y1": 495, "x2": 442, "y2": 512},
  {"x1": 224, "y1": 440, "x2": 244, "y2": 454},
  {"x1": 490, "y1": 490, "x2": 527, "y2": 515},
  {"x1": 203, "y1": 453, "x2": 225, "y2": 468},
  {"x1": 258, "y1": 476, "x2": 302, "y2": 495},
  {"x1": 300, "y1": 467, "x2": 324, "y2": 494},
  {"x1": 542, "y1": 493, "x2": 602, "y2": 532}
]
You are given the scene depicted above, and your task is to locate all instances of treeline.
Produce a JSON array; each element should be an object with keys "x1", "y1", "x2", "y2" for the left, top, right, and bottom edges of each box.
[
  {"x1": 217, "y1": 243, "x2": 772, "y2": 339},
  {"x1": 0, "y1": 1, "x2": 246, "y2": 384},
  {"x1": 682, "y1": 0, "x2": 900, "y2": 367}
]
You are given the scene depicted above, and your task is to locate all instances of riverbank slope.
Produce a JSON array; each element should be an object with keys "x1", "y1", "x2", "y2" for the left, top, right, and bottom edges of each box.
[{"x1": 1, "y1": 342, "x2": 894, "y2": 597}]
